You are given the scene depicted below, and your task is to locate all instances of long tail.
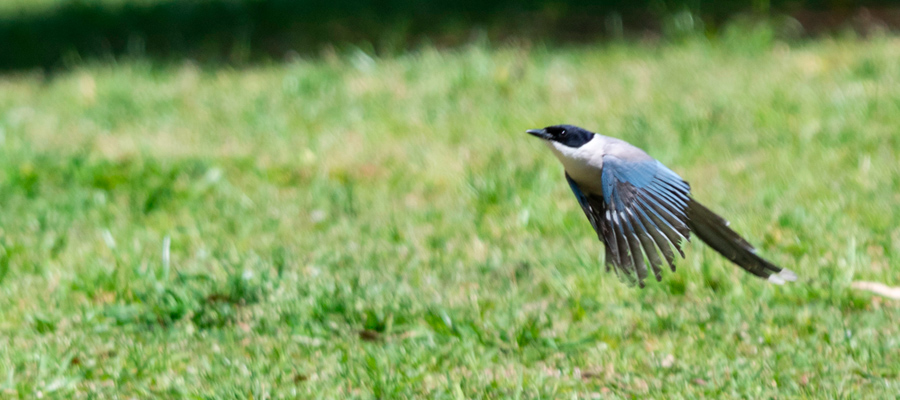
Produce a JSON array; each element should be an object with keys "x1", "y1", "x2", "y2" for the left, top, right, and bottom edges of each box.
[{"x1": 686, "y1": 200, "x2": 797, "y2": 284}]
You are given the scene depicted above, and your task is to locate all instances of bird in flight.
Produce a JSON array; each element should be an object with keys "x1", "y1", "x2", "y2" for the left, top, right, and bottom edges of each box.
[{"x1": 527, "y1": 124, "x2": 796, "y2": 287}]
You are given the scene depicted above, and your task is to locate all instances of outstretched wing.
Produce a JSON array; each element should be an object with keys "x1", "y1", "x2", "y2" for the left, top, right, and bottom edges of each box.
[
  {"x1": 600, "y1": 155, "x2": 692, "y2": 286},
  {"x1": 565, "y1": 156, "x2": 692, "y2": 287},
  {"x1": 566, "y1": 154, "x2": 794, "y2": 287}
]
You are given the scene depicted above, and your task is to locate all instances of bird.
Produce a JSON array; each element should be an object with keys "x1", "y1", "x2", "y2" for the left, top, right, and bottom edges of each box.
[{"x1": 526, "y1": 124, "x2": 796, "y2": 288}]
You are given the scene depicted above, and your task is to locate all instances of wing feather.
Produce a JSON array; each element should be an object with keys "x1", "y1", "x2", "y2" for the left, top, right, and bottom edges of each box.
[
  {"x1": 561, "y1": 145, "x2": 793, "y2": 287},
  {"x1": 633, "y1": 205, "x2": 678, "y2": 271}
]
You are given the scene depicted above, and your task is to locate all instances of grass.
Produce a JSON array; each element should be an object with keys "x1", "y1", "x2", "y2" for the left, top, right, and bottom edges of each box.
[{"x1": 1, "y1": 32, "x2": 899, "y2": 398}]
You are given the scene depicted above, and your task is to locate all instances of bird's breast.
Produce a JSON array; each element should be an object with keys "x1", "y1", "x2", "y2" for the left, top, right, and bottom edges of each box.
[{"x1": 546, "y1": 139, "x2": 606, "y2": 194}]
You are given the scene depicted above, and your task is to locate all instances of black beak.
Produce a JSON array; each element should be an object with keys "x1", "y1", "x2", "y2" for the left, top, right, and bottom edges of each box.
[{"x1": 526, "y1": 128, "x2": 552, "y2": 140}]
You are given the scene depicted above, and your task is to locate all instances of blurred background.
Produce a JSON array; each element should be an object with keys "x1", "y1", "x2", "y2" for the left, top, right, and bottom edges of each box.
[
  {"x1": 1, "y1": 0, "x2": 899, "y2": 398},
  {"x1": 2, "y1": 0, "x2": 900, "y2": 71}
]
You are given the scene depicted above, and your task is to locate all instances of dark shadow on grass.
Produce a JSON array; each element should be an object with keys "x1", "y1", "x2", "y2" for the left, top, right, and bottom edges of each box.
[
  {"x1": 0, "y1": 0, "x2": 662, "y2": 73},
  {"x1": 1, "y1": 0, "x2": 898, "y2": 73}
]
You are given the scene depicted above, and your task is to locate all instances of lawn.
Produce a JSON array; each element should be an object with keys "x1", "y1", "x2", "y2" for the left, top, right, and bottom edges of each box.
[{"x1": 0, "y1": 31, "x2": 899, "y2": 398}]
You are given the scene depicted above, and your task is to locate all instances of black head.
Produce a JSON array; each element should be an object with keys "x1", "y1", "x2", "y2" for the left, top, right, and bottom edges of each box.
[{"x1": 526, "y1": 124, "x2": 595, "y2": 148}]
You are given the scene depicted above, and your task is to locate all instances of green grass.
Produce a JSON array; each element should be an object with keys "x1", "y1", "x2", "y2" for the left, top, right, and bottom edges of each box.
[{"x1": 1, "y1": 34, "x2": 900, "y2": 398}]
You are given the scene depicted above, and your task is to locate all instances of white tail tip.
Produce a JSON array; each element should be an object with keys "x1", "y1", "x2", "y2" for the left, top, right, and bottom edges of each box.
[{"x1": 768, "y1": 268, "x2": 798, "y2": 285}]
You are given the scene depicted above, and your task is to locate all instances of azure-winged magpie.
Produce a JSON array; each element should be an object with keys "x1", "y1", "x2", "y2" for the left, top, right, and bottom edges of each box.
[{"x1": 527, "y1": 124, "x2": 797, "y2": 287}]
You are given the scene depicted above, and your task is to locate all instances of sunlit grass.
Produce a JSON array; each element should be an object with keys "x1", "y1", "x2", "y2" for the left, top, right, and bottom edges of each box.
[{"x1": 0, "y1": 35, "x2": 899, "y2": 398}]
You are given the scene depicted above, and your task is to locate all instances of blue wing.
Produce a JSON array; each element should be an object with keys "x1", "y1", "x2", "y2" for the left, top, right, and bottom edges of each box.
[
  {"x1": 565, "y1": 173, "x2": 601, "y2": 235},
  {"x1": 567, "y1": 153, "x2": 792, "y2": 287},
  {"x1": 567, "y1": 156, "x2": 692, "y2": 287}
]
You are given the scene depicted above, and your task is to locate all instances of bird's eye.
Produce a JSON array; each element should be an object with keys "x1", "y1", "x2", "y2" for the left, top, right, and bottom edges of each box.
[{"x1": 559, "y1": 130, "x2": 567, "y2": 137}]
